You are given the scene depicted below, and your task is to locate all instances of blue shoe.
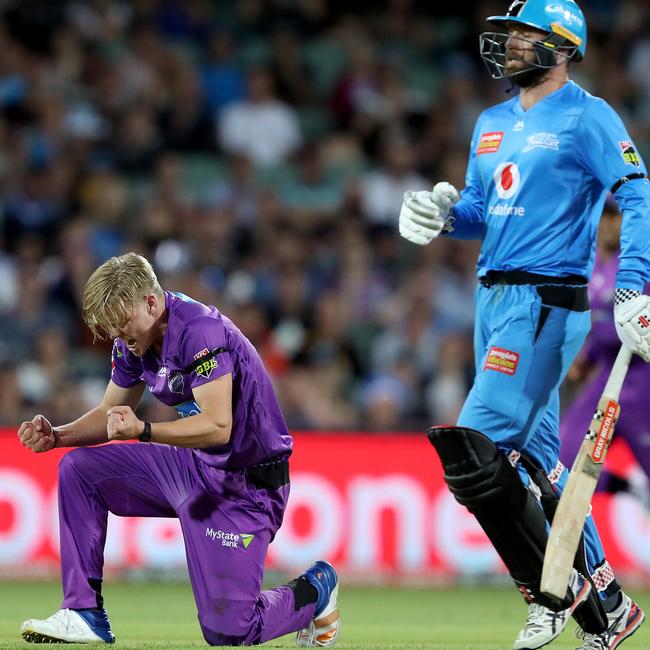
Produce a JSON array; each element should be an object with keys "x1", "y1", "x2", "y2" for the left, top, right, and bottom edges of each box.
[
  {"x1": 300, "y1": 560, "x2": 338, "y2": 618},
  {"x1": 296, "y1": 561, "x2": 340, "y2": 647},
  {"x1": 21, "y1": 607, "x2": 115, "y2": 644}
]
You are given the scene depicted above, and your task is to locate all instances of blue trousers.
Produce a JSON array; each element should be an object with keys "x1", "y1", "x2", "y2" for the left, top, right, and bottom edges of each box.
[{"x1": 458, "y1": 283, "x2": 609, "y2": 585}]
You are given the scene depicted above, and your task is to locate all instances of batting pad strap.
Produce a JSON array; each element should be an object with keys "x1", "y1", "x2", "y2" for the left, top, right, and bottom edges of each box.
[
  {"x1": 427, "y1": 426, "x2": 574, "y2": 612},
  {"x1": 592, "y1": 561, "x2": 616, "y2": 592}
]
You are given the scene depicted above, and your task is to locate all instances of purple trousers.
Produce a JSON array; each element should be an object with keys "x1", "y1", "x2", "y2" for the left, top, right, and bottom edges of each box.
[
  {"x1": 560, "y1": 363, "x2": 650, "y2": 481},
  {"x1": 57, "y1": 443, "x2": 315, "y2": 645}
]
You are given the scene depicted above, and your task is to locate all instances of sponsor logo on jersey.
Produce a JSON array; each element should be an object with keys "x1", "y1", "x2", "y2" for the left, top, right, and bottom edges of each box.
[
  {"x1": 513, "y1": 120, "x2": 524, "y2": 132},
  {"x1": 619, "y1": 140, "x2": 641, "y2": 167},
  {"x1": 157, "y1": 366, "x2": 167, "y2": 376},
  {"x1": 193, "y1": 348, "x2": 210, "y2": 360},
  {"x1": 193, "y1": 347, "x2": 218, "y2": 377},
  {"x1": 477, "y1": 131, "x2": 504, "y2": 155},
  {"x1": 522, "y1": 132, "x2": 559, "y2": 152},
  {"x1": 168, "y1": 371, "x2": 184, "y2": 394},
  {"x1": 205, "y1": 528, "x2": 255, "y2": 549},
  {"x1": 484, "y1": 346, "x2": 520, "y2": 375},
  {"x1": 493, "y1": 162, "x2": 520, "y2": 199},
  {"x1": 488, "y1": 204, "x2": 525, "y2": 216}
]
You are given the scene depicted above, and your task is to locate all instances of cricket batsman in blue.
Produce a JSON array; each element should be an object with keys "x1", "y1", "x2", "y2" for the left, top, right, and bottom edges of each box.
[
  {"x1": 399, "y1": 1, "x2": 649, "y2": 648},
  {"x1": 17, "y1": 252, "x2": 339, "y2": 647}
]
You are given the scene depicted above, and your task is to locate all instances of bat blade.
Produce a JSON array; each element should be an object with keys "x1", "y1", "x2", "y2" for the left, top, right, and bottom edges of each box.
[{"x1": 541, "y1": 346, "x2": 632, "y2": 600}]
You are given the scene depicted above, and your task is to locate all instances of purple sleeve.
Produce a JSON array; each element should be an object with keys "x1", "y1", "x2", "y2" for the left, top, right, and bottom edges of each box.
[
  {"x1": 110, "y1": 339, "x2": 144, "y2": 387},
  {"x1": 179, "y1": 316, "x2": 234, "y2": 391}
]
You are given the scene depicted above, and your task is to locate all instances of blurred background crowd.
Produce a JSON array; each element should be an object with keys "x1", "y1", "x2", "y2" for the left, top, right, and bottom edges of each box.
[{"x1": 0, "y1": 0, "x2": 649, "y2": 432}]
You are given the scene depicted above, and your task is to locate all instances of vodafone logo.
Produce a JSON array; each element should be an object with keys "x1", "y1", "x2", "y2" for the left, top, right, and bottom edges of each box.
[{"x1": 494, "y1": 162, "x2": 520, "y2": 199}]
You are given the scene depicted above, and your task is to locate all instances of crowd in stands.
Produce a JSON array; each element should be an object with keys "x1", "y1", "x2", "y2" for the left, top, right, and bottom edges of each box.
[{"x1": 1, "y1": 0, "x2": 649, "y2": 431}]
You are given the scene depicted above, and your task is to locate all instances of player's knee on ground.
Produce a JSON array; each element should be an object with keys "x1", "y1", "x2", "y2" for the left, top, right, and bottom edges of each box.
[
  {"x1": 198, "y1": 598, "x2": 259, "y2": 646},
  {"x1": 427, "y1": 425, "x2": 573, "y2": 612}
]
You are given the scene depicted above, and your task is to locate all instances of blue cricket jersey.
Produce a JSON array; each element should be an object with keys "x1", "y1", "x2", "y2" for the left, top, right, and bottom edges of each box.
[{"x1": 451, "y1": 81, "x2": 650, "y2": 290}]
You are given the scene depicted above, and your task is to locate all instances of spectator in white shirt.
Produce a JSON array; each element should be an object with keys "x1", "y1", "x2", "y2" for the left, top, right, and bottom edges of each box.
[{"x1": 218, "y1": 66, "x2": 302, "y2": 167}]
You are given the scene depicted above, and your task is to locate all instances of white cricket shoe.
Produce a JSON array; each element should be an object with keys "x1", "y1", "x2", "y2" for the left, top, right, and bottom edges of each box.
[
  {"x1": 21, "y1": 607, "x2": 115, "y2": 644},
  {"x1": 513, "y1": 570, "x2": 591, "y2": 649},
  {"x1": 295, "y1": 561, "x2": 340, "y2": 647},
  {"x1": 576, "y1": 593, "x2": 645, "y2": 650}
]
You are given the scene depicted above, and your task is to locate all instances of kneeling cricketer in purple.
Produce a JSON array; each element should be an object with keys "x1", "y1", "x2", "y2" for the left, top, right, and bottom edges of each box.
[{"x1": 58, "y1": 291, "x2": 315, "y2": 645}]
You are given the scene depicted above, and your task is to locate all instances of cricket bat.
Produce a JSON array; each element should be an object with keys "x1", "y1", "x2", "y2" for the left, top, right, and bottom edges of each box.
[{"x1": 541, "y1": 344, "x2": 633, "y2": 600}]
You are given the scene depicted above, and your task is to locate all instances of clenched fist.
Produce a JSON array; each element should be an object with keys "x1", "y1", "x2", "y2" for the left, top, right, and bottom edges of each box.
[
  {"x1": 107, "y1": 405, "x2": 143, "y2": 440},
  {"x1": 398, "y1": 182, "x2": 459, "y2": 246},
  {"x1": 17, "y1": 415, "x2": 57, "y2": 453}
]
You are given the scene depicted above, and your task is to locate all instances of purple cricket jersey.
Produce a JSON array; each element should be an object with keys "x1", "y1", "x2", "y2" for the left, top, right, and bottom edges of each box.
[{"x1": 110, "y1": 291, "x2": 292, "y2": 469}]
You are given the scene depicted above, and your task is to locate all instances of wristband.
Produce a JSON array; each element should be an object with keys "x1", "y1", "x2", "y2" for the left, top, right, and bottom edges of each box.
[{"x1": 139, "y1": 421, "x2": 152, "y2": 442}]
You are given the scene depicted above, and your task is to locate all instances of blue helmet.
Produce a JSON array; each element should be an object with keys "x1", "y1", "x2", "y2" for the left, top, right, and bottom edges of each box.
[{"x1": 488, "y1": 0, "x2": 587, "y2": 60}]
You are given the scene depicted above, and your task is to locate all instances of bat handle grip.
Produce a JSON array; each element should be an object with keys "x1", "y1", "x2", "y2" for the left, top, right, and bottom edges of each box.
[{"x1": 603, "y1": 345, "x2": 633, "y2": 402}]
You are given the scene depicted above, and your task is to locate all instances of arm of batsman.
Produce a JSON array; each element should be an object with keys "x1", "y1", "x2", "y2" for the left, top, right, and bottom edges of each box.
[
  {"x1": 398, "y1": 182, "x2": 460, "y2": 246},
  {"x1": 613, "y1": 289, "x2": 650, "y2": 361}
]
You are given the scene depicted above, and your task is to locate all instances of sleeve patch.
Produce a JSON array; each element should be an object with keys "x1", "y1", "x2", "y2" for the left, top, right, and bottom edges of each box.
[
  {"x1": 195, "y1": 357, "x2": 218, "y2": 378},
  {"x1": 619, "y1": 141, "x2": 641, "y2": 167},
  {"x1": 193, "y1": 347, "x2": 211, "y2": 360}
]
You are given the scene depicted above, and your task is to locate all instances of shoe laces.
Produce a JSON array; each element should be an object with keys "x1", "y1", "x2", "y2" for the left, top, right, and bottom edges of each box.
[
  {"x1": 575, "y1": 628, "x2": 609, "y2": 650},
  {"x1": 526, "y1": 603, "x2": 551, "y2": 627},
  {"x1": 524, "y1": 603, "x2": 566, "y2": 632}
]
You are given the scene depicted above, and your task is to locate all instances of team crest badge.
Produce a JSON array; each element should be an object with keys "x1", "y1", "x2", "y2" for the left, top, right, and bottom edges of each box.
[{"x1": 168, "y1": 372, "x2": 184, "y2": 394}]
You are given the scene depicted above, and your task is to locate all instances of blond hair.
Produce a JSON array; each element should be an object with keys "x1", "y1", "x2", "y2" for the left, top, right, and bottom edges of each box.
[{"x1": 83, "y1": 252, "x2": 163, "y2": 340}]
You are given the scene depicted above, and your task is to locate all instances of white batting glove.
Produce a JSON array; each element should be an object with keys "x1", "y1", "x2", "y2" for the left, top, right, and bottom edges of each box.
[
  {"x1": 431, "y1": 181, "x2": 460, "y2": 215},
  {"x1": 614, "y1": 289, "x2": 650, "y2": 362},
  {"x1": 398, "y1": 182, "x2": 460, "y2": 246}
]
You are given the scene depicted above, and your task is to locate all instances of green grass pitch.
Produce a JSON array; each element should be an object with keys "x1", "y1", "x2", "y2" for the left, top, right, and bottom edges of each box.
[{"x1": 0, "y1": 581, "x2": 647, "y2": 648}]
